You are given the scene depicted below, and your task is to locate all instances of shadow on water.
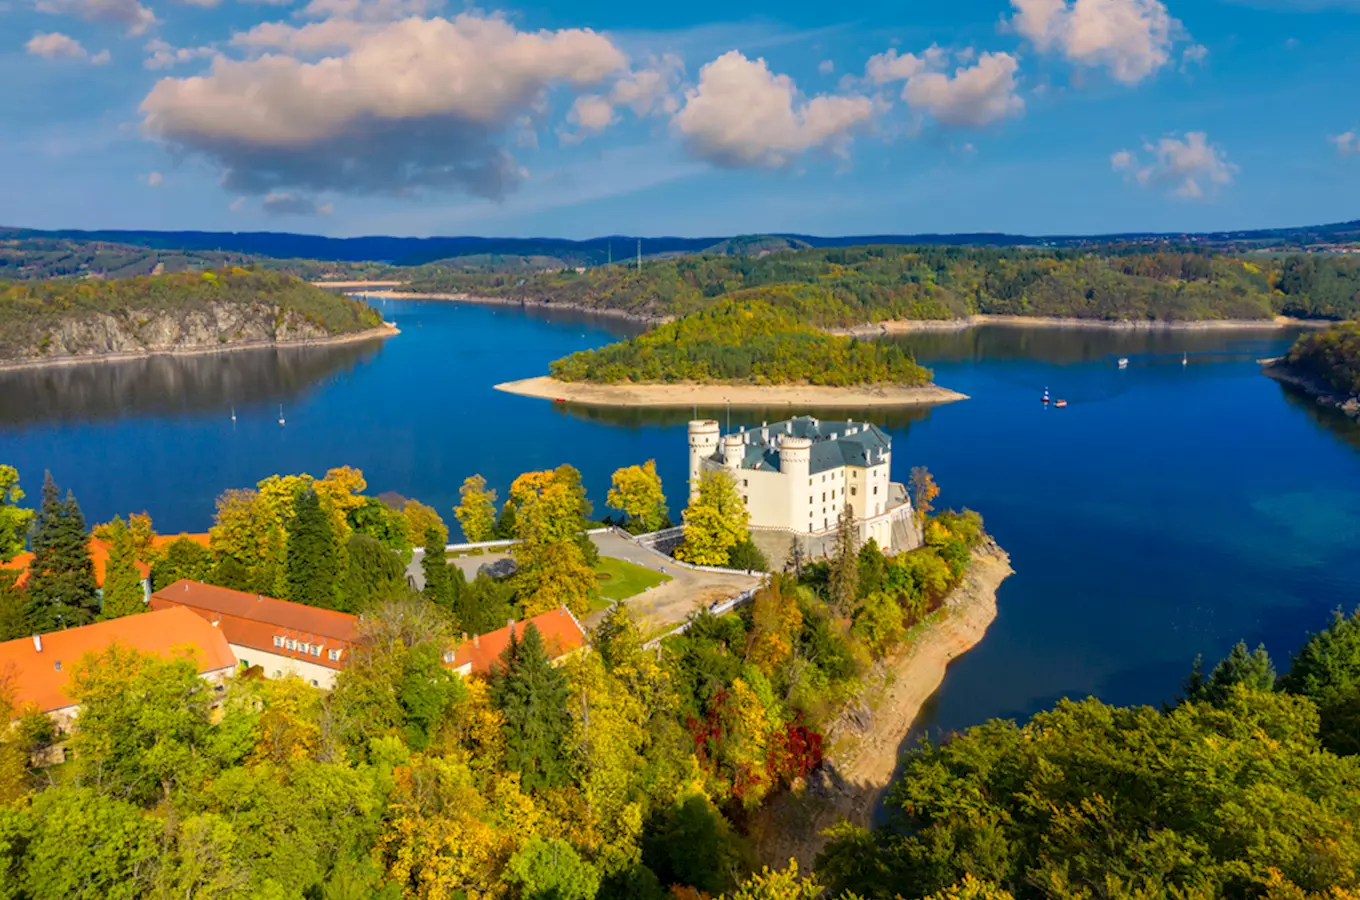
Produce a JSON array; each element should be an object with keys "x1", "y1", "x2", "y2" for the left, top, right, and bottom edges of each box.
[
  {"x1": 548, "y1": 402, "x2": 937, "y2": 432},
  {"x1": 0, "y1": 339, "x2": 386, "y2": 428},
  {"x1": 1277, "y1": 383, "x2": 1360, "y2": 453}
]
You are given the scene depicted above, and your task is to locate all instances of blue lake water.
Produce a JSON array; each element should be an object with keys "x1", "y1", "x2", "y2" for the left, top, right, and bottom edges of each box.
[{"x1": 3, "y1": 299, "x2": 1359, "y2": 732}]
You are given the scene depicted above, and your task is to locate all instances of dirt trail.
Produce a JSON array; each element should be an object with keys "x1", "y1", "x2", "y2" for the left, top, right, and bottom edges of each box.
[{"x1": 750, "y1": 543, "x2": 1014, "y2": 869}]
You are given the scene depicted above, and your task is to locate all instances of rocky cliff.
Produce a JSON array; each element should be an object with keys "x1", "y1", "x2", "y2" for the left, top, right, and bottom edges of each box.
[{"x1": 0, "y1": 269, "x2": 388, "y2": 366}]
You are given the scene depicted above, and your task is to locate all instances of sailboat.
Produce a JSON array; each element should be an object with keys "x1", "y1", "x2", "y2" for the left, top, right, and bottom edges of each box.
[
  {"x1": 1117, "y1": 357, "x2": 1129, "y2": 369},
  {"x1": 278, "y1": 405, "x2": 286, "y2": 427},
  {"x1": 1042, "y1": 387, "x2": 1051, "y2": 404},
  {"x1": 230, "y1": 406, "x2": 236, "y2": 423},
  {"x1": 1182, "y1": 352, "x2": 1188, "y2": 366}
]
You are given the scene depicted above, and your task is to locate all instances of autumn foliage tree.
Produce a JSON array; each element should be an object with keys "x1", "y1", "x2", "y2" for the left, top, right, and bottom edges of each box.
[
  {"x1": 509, "y1": 465, "x2": 598, "y2": 618},
  {"x1": 455, "y1": 474, "x2": 498, "y2": 543},
  {"x1": 607, "y1": 460, "x2": 668, "y2": 534},
  {"x1": 677, "y1": 468, "x2": 750, "y2": 567},
  {"x1": 909, "y1": 466, "x2": 939, "y2": 523}
]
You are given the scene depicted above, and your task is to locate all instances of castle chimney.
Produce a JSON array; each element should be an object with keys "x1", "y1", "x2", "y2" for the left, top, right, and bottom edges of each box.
[{"x1": 32, "y1": 634, "x2": 41, "y2": 653}]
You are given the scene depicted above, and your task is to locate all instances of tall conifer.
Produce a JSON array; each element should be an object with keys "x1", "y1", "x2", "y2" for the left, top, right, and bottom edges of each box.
[
  {"x1": 26, "y1": 472, "x2": 97, "y2": 630},
  {"x1": 98, "y1": 517, "x2": 146, "y2": 620},
  {"x1": 285, "y1": 489, "x2": 339, "y2": 609},
  {"x1": 490, "y1": 622, "x2": 571, "y2": 790},
  {"x1": 421, "y1": 526, "x2": 457, "y2": 619}
]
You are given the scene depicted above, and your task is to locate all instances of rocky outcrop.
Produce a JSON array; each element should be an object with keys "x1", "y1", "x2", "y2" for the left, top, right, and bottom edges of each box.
[
  {"x1": 1262, "y1": 358, "x2": 1360, "y2": 419},
  {"x1": 6, "y1": 303, "x2": 370, "y2": 368}
]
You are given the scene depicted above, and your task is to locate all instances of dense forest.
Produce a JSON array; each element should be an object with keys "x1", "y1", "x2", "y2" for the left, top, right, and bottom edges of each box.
[
  {"x1": 410, "y1": 246, "x2": 1360, "y2": 325},
  {"x1": 548, "y1": 294, "x2": 933, "y2": 386},
  {"x1": 0, "y1": 458, "x2": 994, "y2": 899},
  {"x1": 1285, "y1": 321, "x2": 1360, "y2": 394},
  {"x1": 0, "y1": 269, "x2": 384, "y2": 362}
]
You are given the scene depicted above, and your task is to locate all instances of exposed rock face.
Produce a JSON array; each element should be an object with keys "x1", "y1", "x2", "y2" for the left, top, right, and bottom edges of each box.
[{"x1": 13, "y1": 303, "x2": 337, "y2": 364}]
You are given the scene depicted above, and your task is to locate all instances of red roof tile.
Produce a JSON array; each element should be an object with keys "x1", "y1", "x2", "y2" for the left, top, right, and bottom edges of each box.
[
  {"x1": 452, "y1": 607, "x2": 587, "y2": 676},
  {"x1": 150, "y1": 580, "x2": 360, "y2": 670},
  {"x1": 0, "y1": 607, "x2": 237, "y2": 714},
  {"x1": 1, "y1": 538, "x2": 150, "y2": 590}
]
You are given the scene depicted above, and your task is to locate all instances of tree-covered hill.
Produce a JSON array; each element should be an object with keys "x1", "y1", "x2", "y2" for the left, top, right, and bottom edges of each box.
[
  {"x1": 409, "y1": 246, "x2": 1360, "y2": 325},
  {"x1": 0, "y1": 269, "x2": 385, "y2": 363},
  {"x1": 1284, "y1": 321, "x2": 1360, "y2": 394},
  {"x1": 548, "y1": 292, "x2": 933, "y2": 386}
]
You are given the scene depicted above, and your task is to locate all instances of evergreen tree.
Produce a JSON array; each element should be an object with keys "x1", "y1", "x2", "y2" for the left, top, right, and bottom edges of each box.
[
  {"x1": 490, "y1": 623, "x2": 572, "y2": 791},
  {"x1": 421, "y1": 526, "x2": 457, "y2": 619},
  {"x1": 1181, "y1": 641, "x2": 1277, "y2": 708},
  {"x1": 97, "y1": 517, "x2": 146, "y2": 621},
  {"x1": 493, "y1": 498, "x2": 519, "y2": 540},
  {"x1": 858, "y1": 538, "x2": 887, "y2": 597},
  {"x1": 149, "y1": 537, "x2": 213, "y2": 591},
  {"x1": 339, "y1": 533, "x2": 406, "y2": 613},
  {"x1": 26, "y1": 472, "x2": 98, "y2": 630},
  {"x1": 828, "y1": 505, "x2": 859, "y2": 612},
  {"x1": 285, "y1": 489, "x2": 339, "y2": 609}
]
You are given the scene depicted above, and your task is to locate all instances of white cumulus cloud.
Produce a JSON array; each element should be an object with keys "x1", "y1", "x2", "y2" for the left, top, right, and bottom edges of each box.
[
  {"x1": 144, "y1": 38, "x2": 215, "y2": 69},
  {"x1": 25, "y1": 31, "x2": 111, "y2": 62},
  {"x1": 35, "y1": 0, "x2": 156, "y2": 36},
  {"x1": 902, "y1": 52, "x2": 1024, "y2": 127},
  {"x1": 558, "y1": 53, "x2": 686, "y2": 142},
  {"x1": 672, "y1": 50, "x2": 876, "y2": 168},
  {"x1": 864, "y1": 45, "x2": 947, "y2": 84},
  {"x1": 1331, "y1": 131, "x2": 1358, "y2": 157},
  {"x1": 1112, "y1": 131, "x2": 1237, "y2": 199},
  {"x1": 146, "y1": 171, "x2": 164, "y2": 187},
  {"x1": 1009, "y1": 0, "x2": 1182, "y2": 84},
  {"x1": 139, "y1": 13, "x2": 629, "y2": 200}
]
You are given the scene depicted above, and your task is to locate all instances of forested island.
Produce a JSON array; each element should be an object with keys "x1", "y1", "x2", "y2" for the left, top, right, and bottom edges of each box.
[
  {"x1": 1263, "y1": 321, "x2": 1360, "y2": 418},
  {"x1": 499, "y1": 295, "x2": 966, "y2": 408},
  {"x1": 406, "y1": 246, "x2": 1360, "y2": 326},
  {"x1": 0, "y1": 269, "x2": 391, "y2": 368}
]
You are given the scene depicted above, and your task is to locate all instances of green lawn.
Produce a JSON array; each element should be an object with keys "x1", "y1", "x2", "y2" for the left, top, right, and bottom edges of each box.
[{"x1": 594, "y1": 556, "x2": 671, "y2": 603}]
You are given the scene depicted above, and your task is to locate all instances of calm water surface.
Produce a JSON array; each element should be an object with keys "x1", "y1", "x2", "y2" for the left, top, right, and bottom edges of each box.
[{"x1": 3, "y1": 299, "x2": 1359, "y2": 733}]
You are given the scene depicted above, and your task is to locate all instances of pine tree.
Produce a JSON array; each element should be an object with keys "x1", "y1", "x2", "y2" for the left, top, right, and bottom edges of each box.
[
  {"x1": 339, "y1": 533, "x2": 406, "y2": 613},
  {"x1": 26, "y1": 472, "x2": 97, "y2": 630},
  {"x1": 491, "y1": 622, "x2": 572, "y2": 791},
  {"x1": 98, "y1": 517, "x2": 146, "y2": 621},
  {"x1": 285, "y1": 489, "x2": 339, "y2": 609},
  {"x1": 421, "y1": 526, "x2": 457, "y2": 619},
  {"x1": 1183, "y1": 641, "x2": 1276, "y2": 707},
  {"x1": 828, "y1": 505, "x2": 860, "y2": 612}
]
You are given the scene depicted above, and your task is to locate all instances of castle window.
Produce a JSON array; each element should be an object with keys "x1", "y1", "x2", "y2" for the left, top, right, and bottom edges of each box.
[
  {"x1": 873, "y1": 486, "x2": 879, "y2": 494},
  {"x1": 851, "y1": 486, "x2": 857, "y2": 496},
  {"x1": 743, "y1": 479, "x2": 748, "y2": 487},
  {"x1": 822, "y1": 492, "x2": 826, "y2": 502}
]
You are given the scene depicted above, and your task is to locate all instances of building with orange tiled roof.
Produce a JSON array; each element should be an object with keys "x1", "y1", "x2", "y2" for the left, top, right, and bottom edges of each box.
[
  {"x1": 2, "y1": 537, "x2": 151, "y2": 592},
  {"x1": 449, "y1": 607, "x2": 588, "y2": 678},
  {"x1": 0, "y1": 606, "x2": 237, "y2": 725},
  {"x1": 150, "y1": 579, "x2": 361, "y2": 689}
]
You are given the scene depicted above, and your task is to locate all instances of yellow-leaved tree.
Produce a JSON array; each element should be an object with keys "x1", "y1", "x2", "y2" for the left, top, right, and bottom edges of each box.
[
  {"x1": 676, "y1": 468, "x2": 749, "y2": 567},
  {"x1": 509, "y1": 466, "x2": 597, "y2": 617},
  {"x1": 606, "y1": 460, "x2": 668, "y2": 534},
  {"x1": 455, "y1": 474, "x2": 498, "y2": 543}
]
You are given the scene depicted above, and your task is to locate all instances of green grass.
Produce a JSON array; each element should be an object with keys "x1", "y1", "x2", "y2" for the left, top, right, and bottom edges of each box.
[{"x1": 594, "y1": 556, "x2": 671, "y2": 602}]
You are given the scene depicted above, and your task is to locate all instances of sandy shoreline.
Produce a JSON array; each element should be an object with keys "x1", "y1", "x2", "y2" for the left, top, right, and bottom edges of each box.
[
  {"x1": 357, "y1": 290, "x2": 668, "y2": 326},
  {"x1": 494, "y1": 375, "x2": 968, "y2": 408},
  {"x1": 752, "y1": 543, "x2": 1013, "y2": 869},
  {"x1": 0, "y1": 322, "x2": 400, "y2": 374},
  {"x1": 310, "y1": 280, "x2": 405, "y2": 289},
  {"x1": 835, "y1": 314, "x2": 1333, "y2": 336}
]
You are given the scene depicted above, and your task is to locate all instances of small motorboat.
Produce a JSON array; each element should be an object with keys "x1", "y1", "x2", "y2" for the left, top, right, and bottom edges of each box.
[
  {"x1": 1117, "y1": 357, "x2": 1129, "y2": 369},
  {"x1": 1054, "y1": 399, "x2": 1068, "y2": 408}
]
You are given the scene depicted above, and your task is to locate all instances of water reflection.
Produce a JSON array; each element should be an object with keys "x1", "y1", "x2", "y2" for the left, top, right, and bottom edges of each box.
[
  {"x1": 1278, "y1": 383, "x2": 1360, "y2": 452},
  {"x1": 0, "y1": 339, "x2": 387, "y2": 428},
  {"x1": 550, "y1": 401, "x2": 935, "y2": 432},
  {"x1": 888, "y1": 325, "x2": 1303, "y2": 366}
]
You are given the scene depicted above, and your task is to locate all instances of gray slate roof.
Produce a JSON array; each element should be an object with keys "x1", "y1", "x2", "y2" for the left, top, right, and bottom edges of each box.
[{"x1": 711, "y1": 416, "x2": 891, "y2": 475}]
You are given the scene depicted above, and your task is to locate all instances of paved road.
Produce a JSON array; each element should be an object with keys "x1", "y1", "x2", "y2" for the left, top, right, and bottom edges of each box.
[{"x1": 409, "y1": 532, "x2": 761, "y2": 635}]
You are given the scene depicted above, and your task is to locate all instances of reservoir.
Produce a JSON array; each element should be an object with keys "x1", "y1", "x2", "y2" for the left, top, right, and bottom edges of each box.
[{"x1": 2, "y1": 298, "x2": 1359, "y2": 733}]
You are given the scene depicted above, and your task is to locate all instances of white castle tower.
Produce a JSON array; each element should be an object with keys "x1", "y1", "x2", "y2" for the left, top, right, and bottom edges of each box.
[{"x1": 688, "y1": 420, "x2": 720, "y2": 499}]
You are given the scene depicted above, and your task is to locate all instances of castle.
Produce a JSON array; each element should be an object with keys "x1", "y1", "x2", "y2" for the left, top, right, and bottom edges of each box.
[{"x1": 687, "y1": 416, "x2": 920, "y2": 558}]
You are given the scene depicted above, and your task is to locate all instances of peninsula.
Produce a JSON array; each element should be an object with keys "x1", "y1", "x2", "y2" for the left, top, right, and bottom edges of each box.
[
  {"x1": 497, "y1": 295, "x2": 965, "y2": 408},
  {"x1": 0, "y1": 269, "x2": 393, "y2": 370},
  {"x1": 1262, "y1": 320, "x2": 1360, "y2": 418}
]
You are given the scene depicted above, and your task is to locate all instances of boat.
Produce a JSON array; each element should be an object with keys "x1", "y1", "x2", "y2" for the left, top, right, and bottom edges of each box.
[
  {"x1": 278, "y1": 405, "x2": 286, "y2": 427},
  {"x1": 1183, "y1": 352, "x2": 1188, "y2": 366},
  {"x1": 1055, "y1": 399, "x2": 1068, "y2": 408},
  {"x1": 1042, "y1": 387, "x2": 1051, "y2": 404},
  {"x1": 230, "y1": 406, "x2": 236, "y2": 423},
  {"x1": 1117, "y1": 357, "x2": 1129, "y2": 369}
]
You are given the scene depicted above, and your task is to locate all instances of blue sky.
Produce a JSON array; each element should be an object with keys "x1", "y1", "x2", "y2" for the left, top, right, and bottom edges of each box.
[{"x1": 1, "y1": 0, "x2": 1358, "y2": 238}]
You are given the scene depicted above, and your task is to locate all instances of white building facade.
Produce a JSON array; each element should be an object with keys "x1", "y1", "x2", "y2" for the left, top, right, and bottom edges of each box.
[{"x1": 688, "y1": 416, "x2": 917, "y2": 552}]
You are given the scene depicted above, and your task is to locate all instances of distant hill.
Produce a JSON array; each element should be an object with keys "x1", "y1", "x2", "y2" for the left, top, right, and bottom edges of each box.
[
  {"x1": 698, "y1": 235, "x2": 813, "y2": 257},
  {"x1": 4, "y1": 219, "x2": 1359, "y2": 270}
]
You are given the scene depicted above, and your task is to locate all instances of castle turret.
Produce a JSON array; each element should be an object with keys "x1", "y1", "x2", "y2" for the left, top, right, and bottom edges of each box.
[
  {"x1": 780, "y1": 436, "x2": 813, "y2": 532},
  {"x1": 688, "y1": 420, "x2": 720, "y2": 497},
  {"x1": 722, "y1": 433, "x2": 745, "y2": 469}
]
